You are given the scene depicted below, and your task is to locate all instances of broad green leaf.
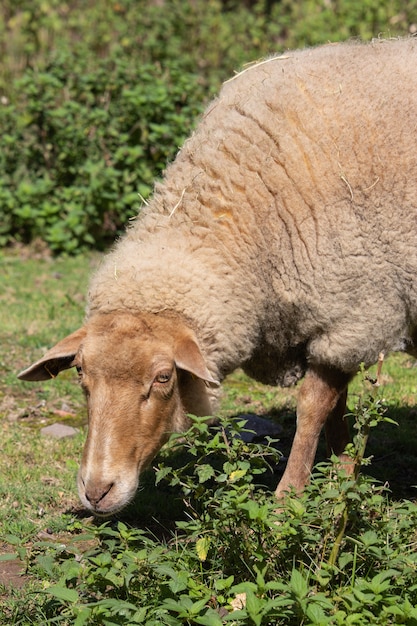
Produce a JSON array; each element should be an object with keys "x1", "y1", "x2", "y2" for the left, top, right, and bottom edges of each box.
[
  {"x1": 46, "y1": 585, "x2": 79, "y2": 603},
  {"x1": 306, "y1": 602, "x2": 331, "y2": 624},
  {"x1": 74, "y1": 608, "x2": 92, "y2": 626},
  {"x1": 229, "y1": 469, "x2": 247, "y2": 482},
  {"x1": 194, "y1": 609, "x2": 224, "y2": 626},
  {"x1": 290, "y1": 569, "x2": 308, "y2": 599},
  {"x1": 245, "y1": 589, "x2": 262, "y2": 626},
  {"x1": 196, "y1": 464, "x2": 215, "y2": 483},
  {"x1": 0, "y1": 553, "x2": 19, "y2": 561}
]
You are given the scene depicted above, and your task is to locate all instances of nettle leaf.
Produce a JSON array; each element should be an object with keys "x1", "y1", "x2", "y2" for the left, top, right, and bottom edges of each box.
[
  {"x1": 368, "y1": 570, "x2": 399, "y2": 594},
  {"x1": 196, "y1": 463, "x2": 215, "y2": 483},
  {"x1": 290, "y1": 569, "x2": 308, "y2": 599},
  {"x1": 305, "y1": 603, "x2": 330, "y2": 624},
  {"x1": 359, "y1": 530, "x2": 379, "y2": 547},
  {"x1": 229, "y1": 469, "x2": 247, "y2": 482},
  {"x1": 0, "y1": 553, "x2": 19, "y2": 561},
  {"x1": 155, "y1": 465, "x2": 173, "y2": 485},
  {"x1": 286, "y1": 497, "x2": 306, "y2": 518},
  {"x1": 194, "y1": 609, "x2": 224, "y2": 626},
  {"x1": 196, "y1": 537, "x2": 210, "y2": 562},
  {"x1": 214, "y1": 575, "x2": 235, "y2": 591},
  {"x1": 46, "y1": 585, "x2": 79, "y2": 603},
  {"x1": 156, "y1": 565, "x2": 189, "y2": 594},
  {"x1": 333, "y1": 501, "x2": 346, "y2": 517},
  {"x1": 244, "y1": 589, "x2": 263, "y2": 625},
  {"x1": 240, "y1": 500, "x2": 264, "y2": 520}
]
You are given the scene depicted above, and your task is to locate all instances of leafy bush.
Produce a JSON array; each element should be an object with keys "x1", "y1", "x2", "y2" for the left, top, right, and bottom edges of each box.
[
  {"x1": 6, "y1": 383, "x2": 417, "y2": 625},
  {"x1": 0, "y1": 54, "x2": 206, "y2": 252},
  {"x1": 278, "y1": 0, "x2": 417, "y2": 47}
]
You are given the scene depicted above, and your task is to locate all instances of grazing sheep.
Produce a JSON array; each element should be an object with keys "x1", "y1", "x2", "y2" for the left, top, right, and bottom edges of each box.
[{"x1": 19, "y1": 38, "x2": 417, "y2": 515}]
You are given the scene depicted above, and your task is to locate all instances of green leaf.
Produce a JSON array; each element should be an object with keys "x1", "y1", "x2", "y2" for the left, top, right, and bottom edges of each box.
[
  {"x1": 3, "y1": 534, "x2": 22, "y2": 546},
  {"x1": 159, "y1": 567, "x2": 189, "y2": 594},
  {"x1": 287, "y1": 498, "x2": 306, "y2": 517},
  {"x1": 196, "y1": 463, "x2": 215, "y2": 483},
  {"x1": 245, "y1": 589, "x2": 262, "y2": 626},
  {"x1": 229, "y1": 469, "x2": 247, "y2": 482},
  {"x1": 74, "y1": 608, "x2": 92, "y2": 626},
  {"x1": 0, "y1": 553, "x2": 19, "y2": 561},
  {"x1": 368, "y1": 570, "x2": 398, "y2": 594},
  {"x1": 46, "y1": 585, "x2": 79, "y2": 603},
  {"x1": 333, "y1": 501, "x2": 346, "y2": 517},
  {"x1": 155, "y1": 465, "x2": 173, "y2": 485},
  {"x1": 359, "y1": 530, "x2": 379, "y2": 547},
  {"x1": 190, "y1": 597, "x2": 213, "y2": 616},
  {"x1": 194, "y1": 610, "x2": 224, "y2": 626},
  {"x1": 290, "y1": 569, "x2": 308, "y2": 599},
  {"x1": 306, "y1": 603, "x2": 331, "y2": 624},
  {"x1": 214, "y1": 575, "x2": 235, "y2": 591}
]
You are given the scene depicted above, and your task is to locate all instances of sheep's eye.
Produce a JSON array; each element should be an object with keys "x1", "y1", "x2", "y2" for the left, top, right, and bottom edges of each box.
[
  {"x1": 76, "y1": 365, "x2": 83, "y2": 376},
  {"x1": 154, "y1": 371, "x2": 172, "y2": 384}
]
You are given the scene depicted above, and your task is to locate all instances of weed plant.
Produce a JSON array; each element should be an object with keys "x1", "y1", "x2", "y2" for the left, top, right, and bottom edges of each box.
[{"x1": 4, "y1": 379, "x2": 417, "y2": 625}]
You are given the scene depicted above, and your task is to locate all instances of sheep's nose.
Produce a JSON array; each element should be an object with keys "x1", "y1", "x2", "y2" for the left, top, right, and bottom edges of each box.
[{"x1": 83, "y1": 481, "x2": 114, "y2": 508}]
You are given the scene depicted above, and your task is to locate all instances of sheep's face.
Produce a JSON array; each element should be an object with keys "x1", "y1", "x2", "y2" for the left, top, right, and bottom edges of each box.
[
  {"x1": 18, "y1": 312, "x2": 217, "y2": 516},
  {"x1": 76, "y1": 316, "x2": 187, "y2": 515}
]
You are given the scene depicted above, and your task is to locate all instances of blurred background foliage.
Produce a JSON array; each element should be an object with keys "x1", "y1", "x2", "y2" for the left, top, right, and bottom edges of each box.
[{"x1": 1, "y1": 0, "x2": 416, "y2": 252}]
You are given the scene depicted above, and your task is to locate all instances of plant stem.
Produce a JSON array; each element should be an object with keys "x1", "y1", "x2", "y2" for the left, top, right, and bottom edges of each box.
[{"x1": 328, "y1": 417, "x2": 371, "y2": 567}]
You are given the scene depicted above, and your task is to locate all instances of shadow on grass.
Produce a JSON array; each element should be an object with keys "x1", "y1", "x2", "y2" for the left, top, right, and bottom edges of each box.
[
  {"x1": 68, "y1": 403, "x2": 417, "y2": 537},
  {"x1": 264, "y1": 402, "x2": 417, "y2": 501},
  {"x1": 361, "y1": 405, "x2": 417, "y2": 501}
]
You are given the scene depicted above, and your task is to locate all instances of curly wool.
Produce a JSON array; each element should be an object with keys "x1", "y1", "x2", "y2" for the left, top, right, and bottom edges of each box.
[{"x1": 88, "y1": 37, "x2": 417, "y2": 384}]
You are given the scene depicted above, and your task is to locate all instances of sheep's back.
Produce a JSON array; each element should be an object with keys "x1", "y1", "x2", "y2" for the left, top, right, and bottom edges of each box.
[
  {"x1": 172, "y1": 40, "x2": 417, "y2": 369},
  {"x1": 91, "y1": 38, "x2": 417, "y2": 380}
]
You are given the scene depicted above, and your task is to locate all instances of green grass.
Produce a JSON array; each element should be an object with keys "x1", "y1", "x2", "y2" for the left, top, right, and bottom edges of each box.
[
  {"x1": 1, "y1": 248, "x2": 417, "y2": 624},
  {"x1": 0, "y1": 247, "x2": 92, "y2": 531}
]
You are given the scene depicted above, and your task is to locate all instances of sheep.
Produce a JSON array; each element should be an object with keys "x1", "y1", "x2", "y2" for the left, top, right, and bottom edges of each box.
[{"x1": 18, "y1": 38, "x2": 417, "y2": 516}]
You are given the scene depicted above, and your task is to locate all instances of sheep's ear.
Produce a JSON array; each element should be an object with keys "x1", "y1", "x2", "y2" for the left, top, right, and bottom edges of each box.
[
  {"x1": 174, "y1": 335, "x2": 219, "y2": 386},
  {"x1": 18, "y1": 327, "x2": 87, "y2": 381}
]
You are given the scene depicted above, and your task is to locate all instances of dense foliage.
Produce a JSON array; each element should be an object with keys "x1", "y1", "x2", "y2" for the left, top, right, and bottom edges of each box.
[
  {"x1": 5, "y1": 388, "x2": 417, "y2": 624},
  {"x1": 1, "y1": 0, "x2": 416, "y2": 252},
  {"x1": 0, "y1": 56, "x2": 206, "y2": 251}
]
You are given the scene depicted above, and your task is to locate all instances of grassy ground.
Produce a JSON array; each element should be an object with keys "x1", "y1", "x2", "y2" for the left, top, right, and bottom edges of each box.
[
  {"x1": 1, "y1": 246, "x2": 91, "y2": 584},
  {"x1": 1, "y1": 246, "x2": 417, "y2": 621}
]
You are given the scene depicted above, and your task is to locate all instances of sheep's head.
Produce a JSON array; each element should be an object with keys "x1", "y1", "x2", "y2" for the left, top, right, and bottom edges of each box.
[{"x1": 18, "y1": 312, "x2": 218, "y2": 515}]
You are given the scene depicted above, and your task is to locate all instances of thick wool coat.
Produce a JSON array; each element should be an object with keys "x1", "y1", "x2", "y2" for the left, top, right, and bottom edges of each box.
[{"x1": 89, "y1": 38, "x2": 417, "y2": 385}]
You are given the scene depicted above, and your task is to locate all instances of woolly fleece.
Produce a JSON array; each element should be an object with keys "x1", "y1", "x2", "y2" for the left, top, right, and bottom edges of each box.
[{"x1": 88, "y1": 38, "x2": 417, "y2": 386}]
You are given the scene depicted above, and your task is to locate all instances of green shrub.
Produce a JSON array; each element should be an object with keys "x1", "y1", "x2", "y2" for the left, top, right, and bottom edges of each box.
[
  {"x1": 278, "y1": 0, "x2": 417, "y2": 47},
  {"x1": 0, "y1": 55, "x2": 206, "y2": 252},
  {"x1": 8, "y1": 384, "x2": 417, "y2": 624}
]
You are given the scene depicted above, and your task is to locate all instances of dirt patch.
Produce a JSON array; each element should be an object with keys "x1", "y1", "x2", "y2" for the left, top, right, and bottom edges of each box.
[
  {"x1": 0, "y1": 555, "x2": 28, "y2": 590},
  {"x1": 6, "y1": 239, "x2": 53, "y2": 261}
]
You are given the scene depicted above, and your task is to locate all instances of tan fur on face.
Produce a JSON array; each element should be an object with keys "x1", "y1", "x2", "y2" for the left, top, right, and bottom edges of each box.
[{"x1": 74, "y1": 312, "x2": 217, "y2": 513}]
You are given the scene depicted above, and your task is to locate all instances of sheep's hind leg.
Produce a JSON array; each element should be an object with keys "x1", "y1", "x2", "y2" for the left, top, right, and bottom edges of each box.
[
  {"x1": 324, "y1": 387, "x2": 355, "y2": 475},
  {"x1": 275, "y1": 366, "x2": 351, "y2": 499}
]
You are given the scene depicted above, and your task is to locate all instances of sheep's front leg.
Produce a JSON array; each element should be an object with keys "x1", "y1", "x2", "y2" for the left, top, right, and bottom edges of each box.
[{"x1": 275, "y1": 366, "x2": 351, "y2": 498}]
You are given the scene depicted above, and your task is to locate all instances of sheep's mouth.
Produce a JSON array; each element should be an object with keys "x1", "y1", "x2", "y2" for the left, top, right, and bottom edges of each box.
[
  {"x1": 83, "y1": 492, "x2": 136, "y2": 517},
  {"x1": 77, "y1": 472, "x2": 139, "y2": 516}
]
